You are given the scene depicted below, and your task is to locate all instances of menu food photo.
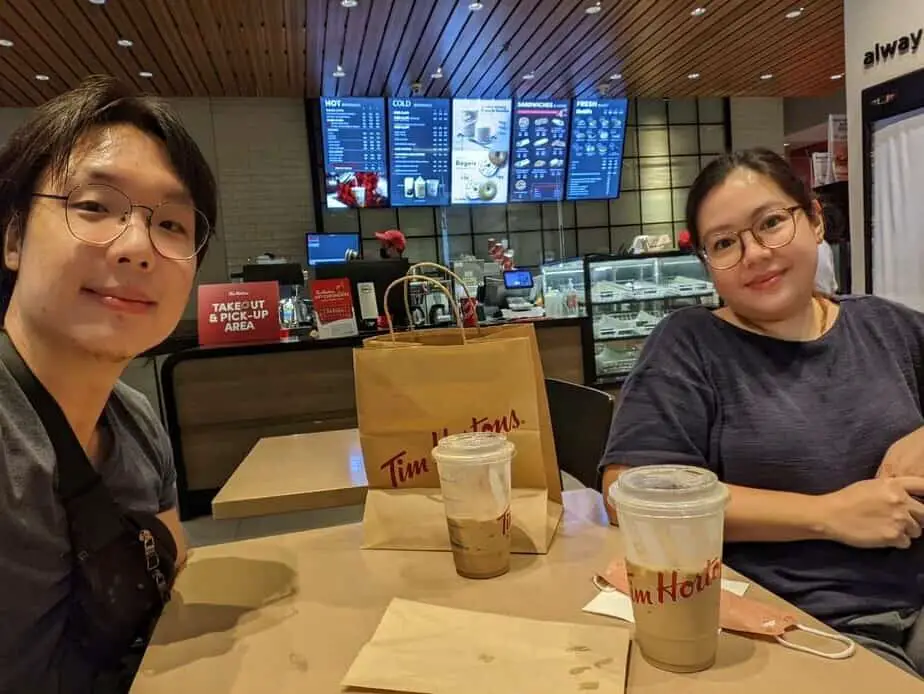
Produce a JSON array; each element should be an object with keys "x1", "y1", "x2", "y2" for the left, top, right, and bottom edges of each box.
[
  {"x1": 566, "y1": 98, "x2": 629, "y2": 201},
  {"x1": 451, "y1": 98, "x2": 512, "y2": 205},
  {"x1": 320, "y1": 97, "x2": 390, "y2": 208},
  {"x1": 510, "y1": 100, "x2": 570, "y2": 202},
  {"x1": 389, "y1": 98, "x2": 451, "y2": 207}
]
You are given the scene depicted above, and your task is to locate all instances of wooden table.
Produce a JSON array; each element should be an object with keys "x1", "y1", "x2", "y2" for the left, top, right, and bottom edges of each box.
[
  {"x1": 211, "y1": 429, "x2": 367, "y2": 520},
  {"x1": 134, "y1": 490, "x2": 920, "y2": 693}
]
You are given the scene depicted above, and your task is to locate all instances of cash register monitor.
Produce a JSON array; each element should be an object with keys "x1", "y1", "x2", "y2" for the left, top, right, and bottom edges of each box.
[
  {"x1": 503, "y1": 270, "x2": 535, "y2": 310},
  {"x1": 503, "y1": 270, "x2": 534, "y2": 290},
  {"x1": 315, "y1": 258, "x2": 411, "y2": 327},
  {"x1": 306, "y1": 233, "x2": 361, "y2": 266}
]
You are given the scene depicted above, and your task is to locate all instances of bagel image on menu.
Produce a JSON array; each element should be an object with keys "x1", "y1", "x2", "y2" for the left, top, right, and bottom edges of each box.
[{"x1": 450, "y1": 98, "x2": 512, "y2": 204}]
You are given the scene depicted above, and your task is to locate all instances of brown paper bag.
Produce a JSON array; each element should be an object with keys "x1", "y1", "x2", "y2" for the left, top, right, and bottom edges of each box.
[
  {"x1": 342, "y1": 599, "x2": 630, "y2": 694},
  {"x1": 354, "y1": 276, "x2": 563, "y2": 554}
]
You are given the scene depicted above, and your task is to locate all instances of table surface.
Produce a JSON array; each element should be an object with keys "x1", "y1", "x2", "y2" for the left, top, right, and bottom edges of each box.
[
  {"x1": 211, "y1": 429, "x2": 368, "y2": 520},
  {"x1": 134, "y1": 489, "x2": 921, "y2": 693}
]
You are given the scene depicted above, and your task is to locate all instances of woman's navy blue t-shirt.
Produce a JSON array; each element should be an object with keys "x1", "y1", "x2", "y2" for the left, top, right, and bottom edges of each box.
[{"x1": 603, "y1": 295, "x2": 924, "y2": 623}]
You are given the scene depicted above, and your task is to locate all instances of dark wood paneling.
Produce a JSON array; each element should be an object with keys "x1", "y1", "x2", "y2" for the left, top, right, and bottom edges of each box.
[{"x1": 0, "y1": 0, "x2": 844, "y2": 106}]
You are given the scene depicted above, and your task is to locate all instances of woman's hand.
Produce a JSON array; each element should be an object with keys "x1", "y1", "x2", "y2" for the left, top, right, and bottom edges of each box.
[
  {"x1": 877, "y1": 425, "x2": 924, "y2": 478},
  {"x1": 819, "y1": 477, "x2": 924, "y2": 549}
]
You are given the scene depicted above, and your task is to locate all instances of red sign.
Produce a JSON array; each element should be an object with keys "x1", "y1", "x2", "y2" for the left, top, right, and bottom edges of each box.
[
  {"x1": 197, "y1": 282, "x2": 280, "y2": 346},
  {"x1": 311, "y1": 278, "x2": 358, "y2": 338}
]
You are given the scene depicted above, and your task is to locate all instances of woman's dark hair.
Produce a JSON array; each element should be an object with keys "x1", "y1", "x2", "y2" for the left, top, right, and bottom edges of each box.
[
  {"x1": 0, "y1": 75, "x2": 217, "y2": 317},
  {"x1": 685, "y1": 147, "x2": 819, "y2": 252}
]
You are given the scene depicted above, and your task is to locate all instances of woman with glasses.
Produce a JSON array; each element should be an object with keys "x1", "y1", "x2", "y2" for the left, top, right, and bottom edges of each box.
[
  {"x1": 600, "y1": 148, "x2": 924, "y2": 678},
  {"x1": 0, "y1": 77, "x2": 215, "y2": 692}
]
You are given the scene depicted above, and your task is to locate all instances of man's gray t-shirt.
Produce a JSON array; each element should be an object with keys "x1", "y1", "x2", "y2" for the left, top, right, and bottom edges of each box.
[
  {"x1": 0, "y1": 361, "x2": 177, "y2": 692},
  {"x1": 603, "y1": 296, "x2": 924, "y2": 624}
]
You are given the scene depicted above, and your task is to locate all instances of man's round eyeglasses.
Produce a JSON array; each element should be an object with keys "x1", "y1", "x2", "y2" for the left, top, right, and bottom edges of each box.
[
  {"x1": 32, "y1": 183, "x2": 209, "y2": 261},
  {"x1": 700, "y1": 205, "x2": 803, "y2": 270}
]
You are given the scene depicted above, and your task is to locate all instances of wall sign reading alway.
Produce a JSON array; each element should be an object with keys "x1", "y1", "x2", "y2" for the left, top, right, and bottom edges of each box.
[{"x1": 864, "y1": 28, "x2": 923, "y2": 68}]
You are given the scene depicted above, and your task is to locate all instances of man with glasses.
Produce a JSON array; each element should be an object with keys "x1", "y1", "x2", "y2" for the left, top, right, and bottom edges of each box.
[{"x1": 0, "y1": 77, "x2": 216, "y2": 691}]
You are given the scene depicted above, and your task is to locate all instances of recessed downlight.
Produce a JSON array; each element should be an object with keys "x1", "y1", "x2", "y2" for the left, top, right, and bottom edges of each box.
[
  {"x1": 585, "y1": 1, "x2": 602, "y2": 15},
  {"x1": 117, "y1": 39, "x2": 133, "y2": 47},
  {"x1": 468, "y1": 1, "x2": 484, "y2": 10},
  {"x1": 333, "y1": 65, "x2": 346, "y2": 78},
  {"x1": 139, "y1": 71, "x2": 154, "y2": 78},
  {"x1": 830, "y1": 73, "x2": 844, "y2": 80},
  {"x1": 691, "y1": 7, "x2": 707, "y2": 17},
  {"x1": 0, "y1": 39, "x2": 13, "y2": 48},
  {"x1": 609, "y1": 73, "x2": 622, "y2": 80},
  {"x1": 35, "y1": 74, "x2": 50, "y2": 81},
  {"x1": 431, "y1": 66, "x2": 444, "y2": 79},
  {"x1": 341, "y1": 0, "x2": 358, "y2": 7},
  {"x1": 88, "y1": 0, "x2": 106, "y2": 4},
  {"x1": 522, "y1": 72, "x2": 536, "y2": 80},
  {"x1": 687, "y1": 72, "x2": 700, "y2": 80},
  {"x1": 760, "y1": 73, "x2": 774, "y2": 80},
  {"x1": 785, "y1": 7, "x2": 804, "y2": 19}
]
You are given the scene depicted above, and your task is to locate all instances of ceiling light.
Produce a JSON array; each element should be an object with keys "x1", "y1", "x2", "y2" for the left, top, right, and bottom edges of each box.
[
  {"x1": 35, "y1": 74, "x2": 49, "y2": 81},
  {"x1": 687, "y1": 72, "x2": 700, "y2": 80},
  {"x1": 341, "y1": 0, "x2": 358, "y2": 7},
  {"x1": 830, "y1": 73, "x2": 844, "y2": 80},
  {"x1": 431, "y1": 66, "x2": 444, "y2": 79},
  {"x1": 609, "y1": 73, "x2": 622, "y2": 80},
  {"x1": 522, "y1": 72, "x2": 535, "y2": 80},
  {"x1": 88, "y1": 0, "x2": 106, "y2": 4},
  {"x1": 585, "y1": 2, "x2": 602, "y2": 15},
  {"x1": 760, "y1": 73, "x2": 773, "y2": 80},
  {"x1": 333, "y1": 65, "x2": 346, "y2": 78},
  {"x1": 691, "y1": 7, "x2": 707, "y2": 17},
  {"x1": 468, "y1": 1, "x2": 483, "y2": 10},
  {"x1": 785, "y1": 7, "x2": 804, "y2": 19},
  {"x1": 0, "y1": 39, "x2": 13, "y2": 48},
  {"x1": 784, "y1": 143, "x2": 790, "y2": 147},
  {"x1": 117, "y1": 39, "x2": 133, "y2": 47},
  {"x1": 138, "y1": 71, "x2": 153, "y2": 78}
]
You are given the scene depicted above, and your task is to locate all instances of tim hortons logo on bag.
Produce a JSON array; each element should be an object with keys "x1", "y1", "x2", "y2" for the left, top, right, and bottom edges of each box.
[
  {"x1": 629, "y1": 557, "x2": 722, "y2": 606},
  {"x1": 378, "y1": 409, "x2": 524, "y2": 488}
]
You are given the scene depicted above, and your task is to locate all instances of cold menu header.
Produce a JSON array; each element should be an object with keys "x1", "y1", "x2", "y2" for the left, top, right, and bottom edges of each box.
[
  {"x1": 388, "y1": 98, "x2": 450, "y2": 207},
  {"x1": 320, "y1": 97, "x2": 389, "y2": 208},
  {"x1": 566, "y1": 98, "x2": 629, "y2": 201},
  {"x1": 511, "y1": 100, "x2": 569, "y2": 202}
]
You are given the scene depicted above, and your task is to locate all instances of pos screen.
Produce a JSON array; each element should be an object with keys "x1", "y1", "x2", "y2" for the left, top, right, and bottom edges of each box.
[
  {"x1": 503, "y1": 270, "x2": 534, "y2": 289},
  {"x1": 306, "y1": 233, "x2": 360, "y2": 266}
]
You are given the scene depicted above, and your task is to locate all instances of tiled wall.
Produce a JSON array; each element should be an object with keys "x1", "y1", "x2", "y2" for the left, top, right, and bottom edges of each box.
[{"x1": 321, "y1": 97, "x2": 730, "y2": 270}]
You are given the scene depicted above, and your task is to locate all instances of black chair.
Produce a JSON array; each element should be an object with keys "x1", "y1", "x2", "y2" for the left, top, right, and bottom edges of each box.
[{"x1": 545, "y1": 378, "x2": 616, "y2": 490}]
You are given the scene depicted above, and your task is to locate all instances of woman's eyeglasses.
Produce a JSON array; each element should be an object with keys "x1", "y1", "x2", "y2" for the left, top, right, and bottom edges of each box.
[
  {"x1": 700, "y1": 205, "x2": 803, "y2": 270},
  {"x1": 32, "y1": 183, "x2": 209, "y2": 261}
]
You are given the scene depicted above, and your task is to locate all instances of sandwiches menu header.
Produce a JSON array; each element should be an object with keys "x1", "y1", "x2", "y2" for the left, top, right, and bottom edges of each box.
[{"x1": 511, "y1": 100, "x2": 570, "y2": 202}]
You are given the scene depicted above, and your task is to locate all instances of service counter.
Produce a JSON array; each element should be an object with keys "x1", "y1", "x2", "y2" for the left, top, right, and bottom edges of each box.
[{"x1": 151, "y1": 316, "x2": 587, "y2": 518}]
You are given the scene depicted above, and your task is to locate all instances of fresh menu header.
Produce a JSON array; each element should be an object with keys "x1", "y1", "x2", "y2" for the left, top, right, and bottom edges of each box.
[{"x1": 319, "y1": 96, "x2": 630, "y2": 208}]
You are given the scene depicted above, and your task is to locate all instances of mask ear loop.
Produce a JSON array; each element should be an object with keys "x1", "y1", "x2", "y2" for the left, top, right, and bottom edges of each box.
[{"x1": 776, "y1": 624, "x2": 856, "y2": 660}]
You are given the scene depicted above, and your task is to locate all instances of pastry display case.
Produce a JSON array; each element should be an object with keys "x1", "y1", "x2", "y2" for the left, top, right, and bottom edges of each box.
[{"x1": 581, "y1": 252, "x2": 718, "y2": 386}]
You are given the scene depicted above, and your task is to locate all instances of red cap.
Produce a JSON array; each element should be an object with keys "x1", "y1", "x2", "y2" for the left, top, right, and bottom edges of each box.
[
  {"x1": 678, "y1": 229, "x2": 693, "y2": 249},
  {"x1": 375, "y1": 229, "x2": 406, "y2": 253}
]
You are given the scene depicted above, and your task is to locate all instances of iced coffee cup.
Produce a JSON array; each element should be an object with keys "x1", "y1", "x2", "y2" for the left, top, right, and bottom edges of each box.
[
  {"x1": 432, "y1": 433, "x2": 514, "y2": 579},
  {"x1": 608, "y1": 465, "x2": 729, "y2": 673}
]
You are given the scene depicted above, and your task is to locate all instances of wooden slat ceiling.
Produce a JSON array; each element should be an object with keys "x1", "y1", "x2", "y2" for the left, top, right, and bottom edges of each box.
[{"x1": 0, "y1": 0, "x2": 844, "y2": 107}]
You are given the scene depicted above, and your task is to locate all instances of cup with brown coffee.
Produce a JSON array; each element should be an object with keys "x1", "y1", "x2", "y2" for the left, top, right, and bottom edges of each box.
[
  {"x1": 432, "y1": 433, "x2": 515, "y2": 579},
  {"x1": 608, "y1": 465, "x2": 729, "y2": 673}
]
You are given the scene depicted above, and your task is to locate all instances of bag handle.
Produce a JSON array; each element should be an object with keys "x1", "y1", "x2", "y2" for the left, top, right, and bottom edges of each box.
[
  {"x1": 383, "y1": 275, "x2": 466, "y2": 343},
  {"x1": 403, "y1": 262, "x2": 481, "y2": 336},
  {"x1": 0, "y1": 332, "x2": 99, "y2": 500}
]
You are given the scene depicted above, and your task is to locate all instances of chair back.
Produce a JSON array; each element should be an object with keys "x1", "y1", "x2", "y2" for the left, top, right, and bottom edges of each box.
[{"x1": 545, "y1": 378, "x2": 615, "y2": 489}]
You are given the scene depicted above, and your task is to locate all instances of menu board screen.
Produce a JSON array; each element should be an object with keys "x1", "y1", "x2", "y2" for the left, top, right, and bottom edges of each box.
[
  {"x1": 451, "y1": 98, "x2": 512, "y2": 205},
  {"x1": 388, "y1": 98, "x2": 451, "y2": 207},
  {"x1": 320, "y1": 97, "x2": 389, "y2": 208},
  {"x1": 566, "y1": 98, "x2": 629, "y2": 201},
  {"x1": 510, "y1": 100, "x2": 570, "y2": 202}
]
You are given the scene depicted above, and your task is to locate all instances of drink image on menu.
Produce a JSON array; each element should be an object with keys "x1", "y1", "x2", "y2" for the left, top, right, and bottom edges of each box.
[
  {"x1": 451, "y1": 98, "x2": 512, "y2": 205},
  {"x1": 321, "y1": 97, "x2": 390, "y2": 208}
]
